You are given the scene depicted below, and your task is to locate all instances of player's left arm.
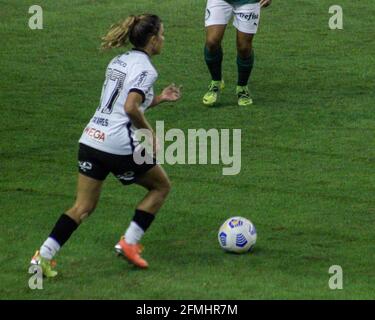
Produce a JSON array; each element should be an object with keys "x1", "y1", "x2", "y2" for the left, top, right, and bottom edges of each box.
[
  {"x1": 149, "y1": 83, "x2": 182, "y2": 108},
  {"x1": 260, "y1": 0, "x2": 272, "y2": 8}
]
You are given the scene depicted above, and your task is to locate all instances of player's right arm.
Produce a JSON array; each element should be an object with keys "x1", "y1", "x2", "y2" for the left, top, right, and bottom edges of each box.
[
  {"x1": 149, "y1": 84, "x2": 182, "y2": 108},
  {"x1": 124, "y1": 92, "x2": 158, "y2": 154},
  {"x1": 124, "y1": 92, "x2": 153, "y2": 132}
]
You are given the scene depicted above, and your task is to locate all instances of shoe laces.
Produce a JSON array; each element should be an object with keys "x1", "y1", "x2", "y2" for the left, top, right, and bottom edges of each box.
[
  {"x1": 208, "y1": 82, "x2": 220, "y2": 93},
  {"x1": 237, "y1": 88, "x2": 250, "y2": 99},
  {"x1": 121, "y1": 237, "x2": 144, "y2": 254}
]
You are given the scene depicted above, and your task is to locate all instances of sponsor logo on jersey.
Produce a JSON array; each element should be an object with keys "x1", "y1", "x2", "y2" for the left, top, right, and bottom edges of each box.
[
  {"x1": 84, "y1": 126, "x2": 105, "y2": 142},
  {"x1": 113, "y1": 56, "x2": 127, "y2": 68},
  {"x1": 78, "y1": 161, "x2": 92, "y2": 172},
  {"x1": 236, "y1": 12, "x2": 259, "y2": 22},
  {"x1": 135, "y1": 71, "x2": 148, "y2": 87}
]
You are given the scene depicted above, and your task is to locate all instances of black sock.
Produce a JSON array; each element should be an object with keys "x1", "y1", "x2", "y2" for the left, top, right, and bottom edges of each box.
[
  {"x1": 133, "y1": 209, "x2": 155, "y2": 232},
  {"x1": 49, "y1": 213, "x2": 79, "y2": 247},
  {"x1": 204, "y1": 46, "x2": 223, "y2": 81},
  {"x1": 237, "y1": 50, "x2": 255, "y2": 86}
]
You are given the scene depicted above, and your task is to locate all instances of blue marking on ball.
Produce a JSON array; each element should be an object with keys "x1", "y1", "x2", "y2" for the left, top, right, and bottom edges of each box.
[
  {"x1": 236, "y1": 233, "x2": 248, "y2": 247},
  {"x1": 219, "y1": 232, "x2": 227, "y2": 246},
  {"x1": 250, "y1": 225, "x2": 256, "y2": 236},
  {"x1": 229, "y1": 219, "x2": 243, "y2": 228}
]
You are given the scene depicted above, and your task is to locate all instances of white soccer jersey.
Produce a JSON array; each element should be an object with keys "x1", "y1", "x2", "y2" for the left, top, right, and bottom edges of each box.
[{"x1": 79, "y1": 49, "x2": 158, "y2": 155}]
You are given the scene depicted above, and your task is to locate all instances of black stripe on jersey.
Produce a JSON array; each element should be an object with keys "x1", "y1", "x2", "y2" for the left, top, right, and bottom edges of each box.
[
  {"x1": 126, "y1": 121, "x2": 135, "y2": 152},
  {"x1": 129, "y1": 88, "x2": 146, "y2": 103}
]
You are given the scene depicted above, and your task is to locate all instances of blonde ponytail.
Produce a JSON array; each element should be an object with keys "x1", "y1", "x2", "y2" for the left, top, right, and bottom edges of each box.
[{"x1": 101, "y1": 15, "x2": 138, "y2": 50}]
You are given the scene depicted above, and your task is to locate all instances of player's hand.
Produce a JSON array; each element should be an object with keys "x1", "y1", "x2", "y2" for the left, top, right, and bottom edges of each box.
[
  {"x1": 260, "y1": 0, "x2": 272, "y2": 8},
  {"x1": 160, "y1": 83, "x2": 182, "y2": 102}
]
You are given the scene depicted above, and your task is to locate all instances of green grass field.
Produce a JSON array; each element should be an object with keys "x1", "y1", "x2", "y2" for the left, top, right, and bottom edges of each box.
[{"x1": 1, "y1": 0, "x2": 374, "y2": 299}]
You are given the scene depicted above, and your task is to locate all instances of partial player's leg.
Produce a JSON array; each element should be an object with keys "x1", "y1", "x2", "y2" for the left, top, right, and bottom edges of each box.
[
  {"x1": 232, "y1": 2, "x2": 261, "y2": 106},
  {"x1": 134, "y1": 164, "x2": 171, "y2": 214},
  {"x1": 236, "y1": 30, "x2": 255, "y2": 106},
  {"x1": 203, "y1": 0, "x2": 232, "y2": 106},
  {"x1": 203, "y1": 25, "x2": 227, "y2": 106},
  {"x1": 31, "y1": 144, "x2": 109, "y2": 277},
  {"x1": 31, "y1": 174, "x2": 104, "y2": 277},
  {"x1": 65, "y1": 174, "x2": 104, "y2": 223},
  {"x1": 116, "y1": 164, "x2": 171, "y2": 268}
]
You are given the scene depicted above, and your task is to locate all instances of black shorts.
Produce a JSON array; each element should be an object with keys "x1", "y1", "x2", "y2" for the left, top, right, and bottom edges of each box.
[{"x1": 78, "y1": 143, "x2": 156, "y2": 185}]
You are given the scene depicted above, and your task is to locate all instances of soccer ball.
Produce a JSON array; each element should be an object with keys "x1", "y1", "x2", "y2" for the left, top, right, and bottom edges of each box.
[{"x1": 218, "y1": 217, "x2": 257, "y2": 253}]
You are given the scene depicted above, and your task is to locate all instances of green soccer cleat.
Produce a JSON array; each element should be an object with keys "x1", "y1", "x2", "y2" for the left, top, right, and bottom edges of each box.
[
  {"x1": 236, "y1": 85, "x2": 253, "y2": 106},
  {"x1": 202, "y1": 80, "x2": 225, "y2": 106},
  {"x1": 30, "y1": 250, "x2": 58, "y2": 278}
]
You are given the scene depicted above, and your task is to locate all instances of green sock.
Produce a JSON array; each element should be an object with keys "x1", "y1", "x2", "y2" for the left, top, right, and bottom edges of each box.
[
  {"x1": 237, "y1": 50, "x2": 254, "y2": 86},
  {"x1": 204, "y1": 46, "x2": 223, "y2": 81}
]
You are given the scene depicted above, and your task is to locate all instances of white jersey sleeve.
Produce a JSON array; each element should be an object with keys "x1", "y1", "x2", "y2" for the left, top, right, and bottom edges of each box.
[{"x1": 128, "y1": 64, "x2": 158, "y2": 110}]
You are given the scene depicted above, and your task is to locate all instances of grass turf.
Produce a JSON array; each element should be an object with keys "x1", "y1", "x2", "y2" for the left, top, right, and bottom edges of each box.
[{"x1": 0, "y1": 0, "x2": 374, "y2": 299}]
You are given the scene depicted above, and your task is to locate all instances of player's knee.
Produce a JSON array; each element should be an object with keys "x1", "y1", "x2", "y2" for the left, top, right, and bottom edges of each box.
[
  {"x1": 69, "y1": 203, "x2": 96, "y2": 222},
  {"x1": 158, "y1": 178, "x2": 171, "y2": 199},
  {"x1": 237, "y1": 44, "x2": 252, "y2": 59},
  {"x1": 206, "y1": 38, "x2": 221, "y2": 52}
]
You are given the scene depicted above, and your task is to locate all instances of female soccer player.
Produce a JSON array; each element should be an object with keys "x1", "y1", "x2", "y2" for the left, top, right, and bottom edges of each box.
[
  {"x1": 30, "y1": 14, "x2": 182, "y2": 276},
  {"x1": 202, "y1": 0, "x2": 272, "y2": 106}
]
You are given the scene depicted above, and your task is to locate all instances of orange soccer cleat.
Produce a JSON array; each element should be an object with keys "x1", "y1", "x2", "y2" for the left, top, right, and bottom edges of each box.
[{"x1": 116, "y1": 236, "x2": 148, "y2": 269}]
